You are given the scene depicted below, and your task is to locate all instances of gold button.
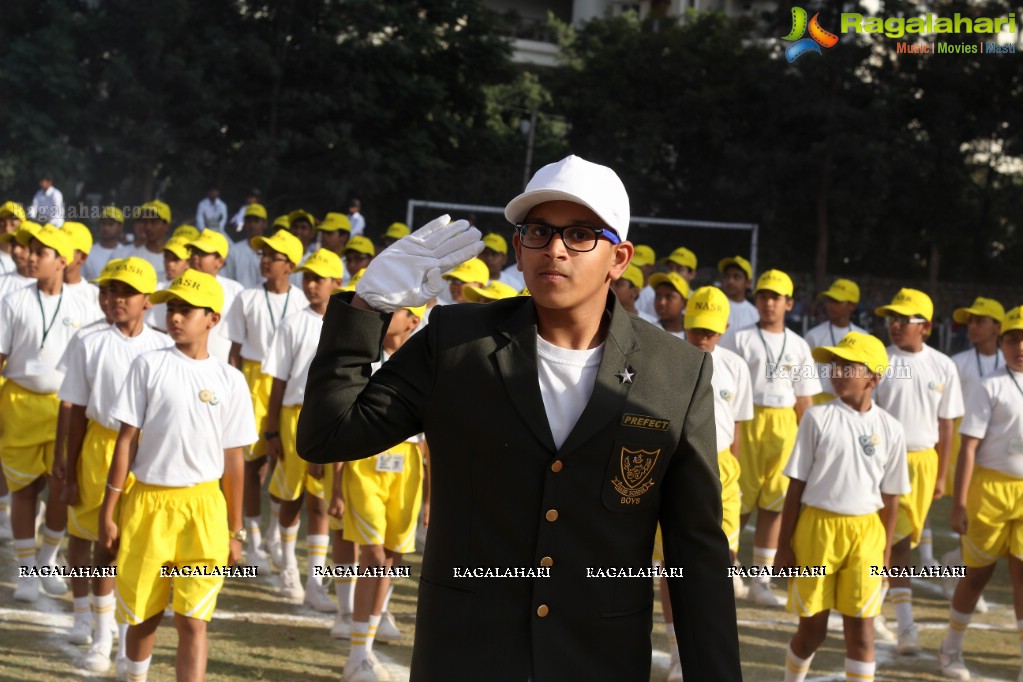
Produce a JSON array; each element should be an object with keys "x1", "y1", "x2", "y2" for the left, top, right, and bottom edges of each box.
[
  {"x1": 536, "y1": 604, "x2": 549, "y2": 618},
  {"x1": 545, "y1": 509, "x2": 559, "y2": 522},
  {"x1": 550, "y1": 460, "x2": 563, "y2": 473},
  {"x1": 540, "y1": 556, "x2": 553, "y2": 567}
]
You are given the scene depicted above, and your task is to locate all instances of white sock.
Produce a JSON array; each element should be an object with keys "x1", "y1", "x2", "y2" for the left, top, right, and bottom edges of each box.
[
  {"x1": 889, "y1": 587, "x2": 914, "y2": 630},
  {"x1": 919, "y1": 528, "x2": 935, "y2": 563},
  {"x1": 335, "y1": 569, "x2": 356, "y2": 615},
  {"x1": 784, "y1": 642, "x2": 814, "y2": 682},
  {"x1": 666, "y1": 622, "x2": 679, "y2": 663},
  {"x1": 93, "y1": 592, "x2": 115, "y2": 646},
  {"x1": 942, "y1": 607, "x2": 971, "y2": 651},
  {"x1": 268, "y1": 501, "x2": 281, "y2": 538},
  {"x1": 73, "y1": 595, "x2": 91, "y2": 621},
  {"x1": 38, "y1": 526, "x2": 64, "y2": 566},
  {"x1": 244, "y1": 515, "x2": 262, "y2": 553},
  {"x1": 366, "y1": 613, "x2": 381, "y2": 653},
  {"x1": 281, "y1": 522, "x2": 299, "y2": 570},
  {"x1": 126, "y1": 655, "x2": 151, "y2": 682},
  {"x1": 305, "y1": 534, "x2": 329, "y2": 587},
  {"x1": 350, "y1": 620, "x2": 369, "y2": 663},
  {"x1": 14, "y1": 537, "x2": 37, "y2": 572},
  {"x1": 117, "y1": 623, "x2": 128, "y2": 658},
  {"x1": 845, "y1": 657, "x2": 875, "y2": 681},
  {"x1": 381, "y1": 584, "x2": 394, "y2": 613},
  {"x1": 753, "y1": 546, "x2": 777, "y2": 585}
]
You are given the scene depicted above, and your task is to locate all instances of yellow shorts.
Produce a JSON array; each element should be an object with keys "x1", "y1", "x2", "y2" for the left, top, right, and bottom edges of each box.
[
  {"x1": 812, "y1": 392, "x2": 834, "y2": 406},
  {"x1": 342, "y1": 442, "x2": 423, "y2": 553},
  {"x1": 961, "y1": 466, "x2": 1023, "y2": 567},
  {"x1": 946, "y1": 417, "x2": 962, "y2": 493},
  {"x1": 739, "y1": 406, "x2": 797, "y2": 514},
  {"x1": 894, "y1": 448, "x2": 938, "y2": 546},
  {"x1": 0, "y1": 381, "x2": 59, "y2": 491},
  {"x1": 242, "y1": 360, "x2": 272, "y2": 462},
  {"x1": 322, "y1": 462, "x2": 343, "y2": 533},
  {"x1": 268, "y1": 405, "x2": 324, "y2": 501},
  {"x1": 115, "y1": 480, "x2": 228, "y2": 624},
  {"x1": 788, "y1": 506, "x2": 886, "y2": 619},
  {"x1": 68, "y1": 422, "x2": 130, "y2": 542}
]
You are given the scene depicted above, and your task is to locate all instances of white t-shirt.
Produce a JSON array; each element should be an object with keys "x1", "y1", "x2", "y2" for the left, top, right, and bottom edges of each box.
[
  {"x1": 111, "y1": 347, "x2": 257, "y2": 486},
  {"x1": 0, "y1": 272, "x2": 34, "y2": 301},
  {"x1": 875, "y1": 345, "x2": 965, "y2": 451},
  {"x1": 262, "y1": 307, "x2": 324, "y2": 407},
  {"x1": 785, "y1": 399, "x2": 911, "y2": 515},
  {"x1": 225, "y1": 285, "x2": 303, "y2": 362},
  {"x1": 65, "y1": 279, "x2": 100, "y2": 308},
  {"x1": 0, "y1": 284, "x2": 103, "y2": 393},
  {"x1": 804, "y1": 320, "x2": 868, "y2": 396},
  {"x1": 208, "y1": 275, "x2": 244, "y2": 363},
  {"x1": 0, "y1": 251, "x2": 14, "y2": 275},
  {"x1": 131, "y1": 246, "x2": 167, "y2": 282},
  {"x1": 720, "y1": 298, "x2": 759, "y2": 346},
  {"x1": 710, "y1": 346, "x2": 754, "y2": 453},
  {"x1": 222, "y1": 243, "x2": 263, "y2": 290},
  {"x1": 59, "y1": 325, "x2": 172, "y2": 430},
  {"x1": 951, "y1": 347, "x2": 1004, "y2": 398},
  {"x1": 959, "y1": 368, "x2": 1023, "y2": 478},
  {"x1": 145, "y1": 279, "x2": 170, "y2": 332},
  {"x1": 536, "y1": 335, "x2": 603, "y2": 450},
  {"x1": 720, "y1": 326, "x2": 821, "y2": 408},
  {"x1": 55, "y1": 319, "x2": 116, "y2": 374},
  {"x1": 81, "y1": 243, "x2": 129, "y2": 282}
]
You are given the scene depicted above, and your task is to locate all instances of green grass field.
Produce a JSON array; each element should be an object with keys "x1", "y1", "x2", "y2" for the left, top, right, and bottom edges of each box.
[{"x1": 1, "y1": 496, "x2": 1020, "y2": 681}]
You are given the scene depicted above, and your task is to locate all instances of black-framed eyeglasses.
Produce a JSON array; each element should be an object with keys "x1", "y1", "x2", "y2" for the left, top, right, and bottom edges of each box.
[{"x1": 515, "y1": 222, "x2": 621, "y2": 252}]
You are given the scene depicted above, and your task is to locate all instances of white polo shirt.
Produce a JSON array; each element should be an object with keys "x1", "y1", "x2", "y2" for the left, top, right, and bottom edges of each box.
[
  {"x1": 959, "y1": 368, "x2": 1023, "y2": 479},
  {"x1": 785, "y1": 399, "x2": 911, "y2": 515},
  {"x1": 875, "y1": 344, "x2": 964, "y2": 452},
  {"x1": 804, "y1": 320, "x2": 868, "y2": 396},
  {"x1": 710, "y1": 346, "x2": 754, "y2": 453},
  {"x1": 225, "y1": 285, "x2": 303, "y2": 362},
  {"x1": 262, "y1": 307, "x2": 325, "y2": 407},
  {"x1": 720, "y1": 326, "x2": 821, "y2": 408},
  {"x1": 111, "y1": 347, "x2": 257, "y2": 486}
]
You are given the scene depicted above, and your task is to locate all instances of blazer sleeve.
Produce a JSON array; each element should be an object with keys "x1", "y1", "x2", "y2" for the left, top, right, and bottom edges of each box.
[
  {"x1": 659, "y1": 351, "x2": 743, "y2": 680},
  {"x1": 296, "y1": 292, "x2": 433, "y2": 464}
]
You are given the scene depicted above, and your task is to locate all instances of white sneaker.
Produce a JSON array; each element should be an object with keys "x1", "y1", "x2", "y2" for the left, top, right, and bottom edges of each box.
[
  {"x1": 303, "y1": 580, "x2": 334, "y2": 612},
  {"x1": 897, "y1": 624, "x2": 920, "y2": 655},
  {"x1": 13, "y1": 575, "x2": 40, "y2": 602},
  {"x1": 343, "y1": 654, "x2": 392, "y2": 682},
  {"x1": 83, "y1": 640, "x2": 113, "y2": 673},
  {"x1": 667, "y1": 660, "x2": 684, "y2": 682},
  {"x1": 68, "y1": 613, "x2": 93, "y2": 645},
  {"x1": 974, "y1": 594, "x2": 989, "y2": 614},
  {"x1": 39, "y1": 569, "x2": 68, "y2": 596},
  {"x1": 749, "y1": 580, "x2": 783, "y2": 607},
  {"x1": 732, "y1": 574, "x2": 748, "y2": 600},
  {"x1": 375, "y1": 611, "x2": 401, "y2": 643},
  {"x1": 276, "y1": 566, "x2": 305, "y2": 601},
  {"x1": 0, "y1": 515, "x2": 12, "y2": 542},
  {"x1": 874, "y1": 615, "x2": 897, "y2": 642},
  {"x1": 331, "y1": 611, "x2": 353, "y2": 639},
  {"x1": 937, "y1": 644, "x2": 970, "y2": 679},
  {"x1": 115, "y1": 655, "x2": 128, "y2": 682}
]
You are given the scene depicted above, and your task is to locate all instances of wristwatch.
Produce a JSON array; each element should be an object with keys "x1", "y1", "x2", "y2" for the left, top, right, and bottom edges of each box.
[
  {"x1": 229, "y1": 529, "x2": 248, "y2": 543},
  {"x1": 264, "y1": 431, "x2": 280, "y2": 440}
]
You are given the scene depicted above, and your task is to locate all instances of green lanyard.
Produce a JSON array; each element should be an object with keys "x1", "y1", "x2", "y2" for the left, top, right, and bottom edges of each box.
[
  {"x1": 264, "y1": 286, "x2": 291, "y2": 333},
  {"x1": 757, "y1": 327, "x2": 787, "y2": 383},
  {"x1": 36, "y1": 287, "x2": 63, "y2": 349}
]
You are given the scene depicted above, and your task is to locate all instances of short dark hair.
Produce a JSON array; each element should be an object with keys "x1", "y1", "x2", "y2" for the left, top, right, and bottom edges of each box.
[
  {"x1": 349, "y1": 198, "x2": 361, "y2": 209},
  {"x1": 40, "y1": 172, "x2": 53, "y2": 182}
]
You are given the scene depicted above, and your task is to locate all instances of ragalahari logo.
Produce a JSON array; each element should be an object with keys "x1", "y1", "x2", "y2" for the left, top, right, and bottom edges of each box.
[{"x1": 782, "y1": 7, "x2": 839, "y2": 62}]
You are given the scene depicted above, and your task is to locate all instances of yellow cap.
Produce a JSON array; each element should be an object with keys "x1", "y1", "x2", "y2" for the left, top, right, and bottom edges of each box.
[
  {"x1": 100, "y1": 256, "x2": 159, "y2": 294},
  {"x1": 665, "y1": 246, "x2": 697, "y2": 270},
  {"x1": 21, "y1": 224, "x2": 74, "y2": 261},
  {"x1": 953, "y1": 297, "x2": 1005, "y2": 324},
  {"x1": 463, "y1": 280, "x2": 518, "y2": 303},
  {"x1": 404, "y1": 304, "x2": 427, "y2": 318},
  {"x1": 875, "y1": 288, "x2": 933, "y2": 322},
  {"x1": 140, "y1": 200, "x2": 171, "y2": 223},
  {"x1": 340, "y1": 268, "x2": 367, "y2": 292},
  {"x1": 62, "y1": 222, "x2": 93, "y2": 255},
  {"x1": 288, "y1": 209, "x2": 317, "y2": 227},
  {"x1": 171, "y1": 225, "x2": 200, "y2": 242},
  {"x1": 819, "y1": 278, "x2": 860, "y2": 304},
  {"x1": 163, "y1": 236, "x2": 191, "y2": 260},
  {"x1": 271, "y1": 214, "x2": 290, "y2": 231},
  {"x1": 189, "y1": 229, "x2": 230, "y2": 258},
  {"x1": 0, "y1": 201, "x2": 27, "y2": 221},
  {"x1": 250, "y1": 230, "x2": 304, "y2": 265},
  {"x1": 150, "y1": 269, "x2": 225, "y2": 313},
  {"x1": 684, "y1": 286, "x2": 730, "y2": 334},
  {"x1": 618, "y1": 263, "x2": 644, "y2": 290},
  {"x1": 718, "y1": 255, "x2": 753, "y2": 280},
  {"x1": 318, "y1": 212, "x2": 352, "y2": 232},
  {"x1": 100, "y1": 206, "x2": 124, "y2": 223},
  {"x1": 244, "y1": 203, "x2": 267, "y2": 220},
  {"x1": 648, "y1": 272, "x2": 691, "y2": 299},
  {"x1": 631, "y1": 245, "x2": 656, "y2": 267},
  {"x1": 345, "y1": 236, "x2": 376, "y2": 257},
  {"x1": 91, "y1": 258, "x2": 125, "y2": 284},
  {"x1": 4, "y1": 220, "x2": 43, "y2": 246},
  {"x1": 295, "y1": 248, "x2": 344, "y2": 279},
  {"x1": 482, "y1": 233, "x2": 508, "y2": 255},
  {"x1": 442, "y1": 258, "x2": 489, "y2": 284},
  {"x1": 755, "y1": 269, "x2": 793, "y2": 298},
  {"x1": 1002, "y1": 306, "x2": 1023, "y2": 334},
  {"x1": 384, "y1": 222, "x2": 410, "y2": 241},
  {"x1": 811, "y1": 331, "x2": 890, "y2": 376}
]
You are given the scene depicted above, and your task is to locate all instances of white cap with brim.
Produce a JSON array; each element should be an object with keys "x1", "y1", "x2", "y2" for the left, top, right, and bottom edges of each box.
[{"x1": 504, "y1": 155, "x2": 631, "y2": 241}]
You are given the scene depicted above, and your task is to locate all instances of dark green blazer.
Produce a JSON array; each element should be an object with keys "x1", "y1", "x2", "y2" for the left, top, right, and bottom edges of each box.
[{"x1": 298, "y1": 291, "x2": 742, "y2": 682}]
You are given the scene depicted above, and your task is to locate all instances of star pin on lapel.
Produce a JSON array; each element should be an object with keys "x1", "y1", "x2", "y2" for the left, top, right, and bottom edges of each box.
[{"x1": 617, "y1": 367, "x2": 634, "y2": 384}]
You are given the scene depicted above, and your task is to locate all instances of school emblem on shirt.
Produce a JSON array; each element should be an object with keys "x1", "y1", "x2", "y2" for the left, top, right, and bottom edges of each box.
[
  {"x1": 928, "y1": 380, "x2": 945, "y2": 393},
  {"x1": 859, "y1": 433, "x2": 880, "y2": 456},
  {"x1": 612, "y1": 447, "x2": 660, "y2": 499},
  {"x1": 198, "y1": 389, "x2": 219, "y2": 405},
  {"x1": 720, "y1": 389, "x2": 734, "y2": 402},
  {"x1": 62, "y1": 317, "x2": 81, "y2": 329}
]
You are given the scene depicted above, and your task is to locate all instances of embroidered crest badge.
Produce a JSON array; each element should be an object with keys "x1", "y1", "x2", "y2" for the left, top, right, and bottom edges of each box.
[{"x1": 612, "y1": 447, "x2": 660, "y2": 499}]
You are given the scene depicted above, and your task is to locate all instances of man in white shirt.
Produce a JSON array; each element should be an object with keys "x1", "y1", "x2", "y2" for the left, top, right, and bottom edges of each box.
[
  {"x1": 227, "y1": 188, "x2": 262, "y2": 240},
  {"x1": 195, "y1": 185, "x2": 228, "y2": 231},
  {"x1": 718, "y1": 255, "x2": 759, "y2": 345},
  {"x1": 804, "y1": 278, "x2": 867, "y2": 404},
  {"x1": 347, "y1": 198, "x2": 366, "y2": 237},
  {"x1": 29, "y1": 173, "x2": 64, "y2": 227}
]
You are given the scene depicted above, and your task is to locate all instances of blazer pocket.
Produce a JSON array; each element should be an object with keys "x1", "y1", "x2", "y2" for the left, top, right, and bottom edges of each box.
[{"x1": 601, "y1": 440, "x2": 668, "y2": 512}]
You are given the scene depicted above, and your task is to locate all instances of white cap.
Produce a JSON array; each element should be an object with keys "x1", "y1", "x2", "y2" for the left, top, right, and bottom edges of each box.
[{"x1": 504, "y1": 155, "x2": 631, "y2": 241}]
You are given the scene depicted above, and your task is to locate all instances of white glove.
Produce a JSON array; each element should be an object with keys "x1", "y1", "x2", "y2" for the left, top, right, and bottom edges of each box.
[{"x1": 356, "y1": 214, "x2": 484, "y2": 312}]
